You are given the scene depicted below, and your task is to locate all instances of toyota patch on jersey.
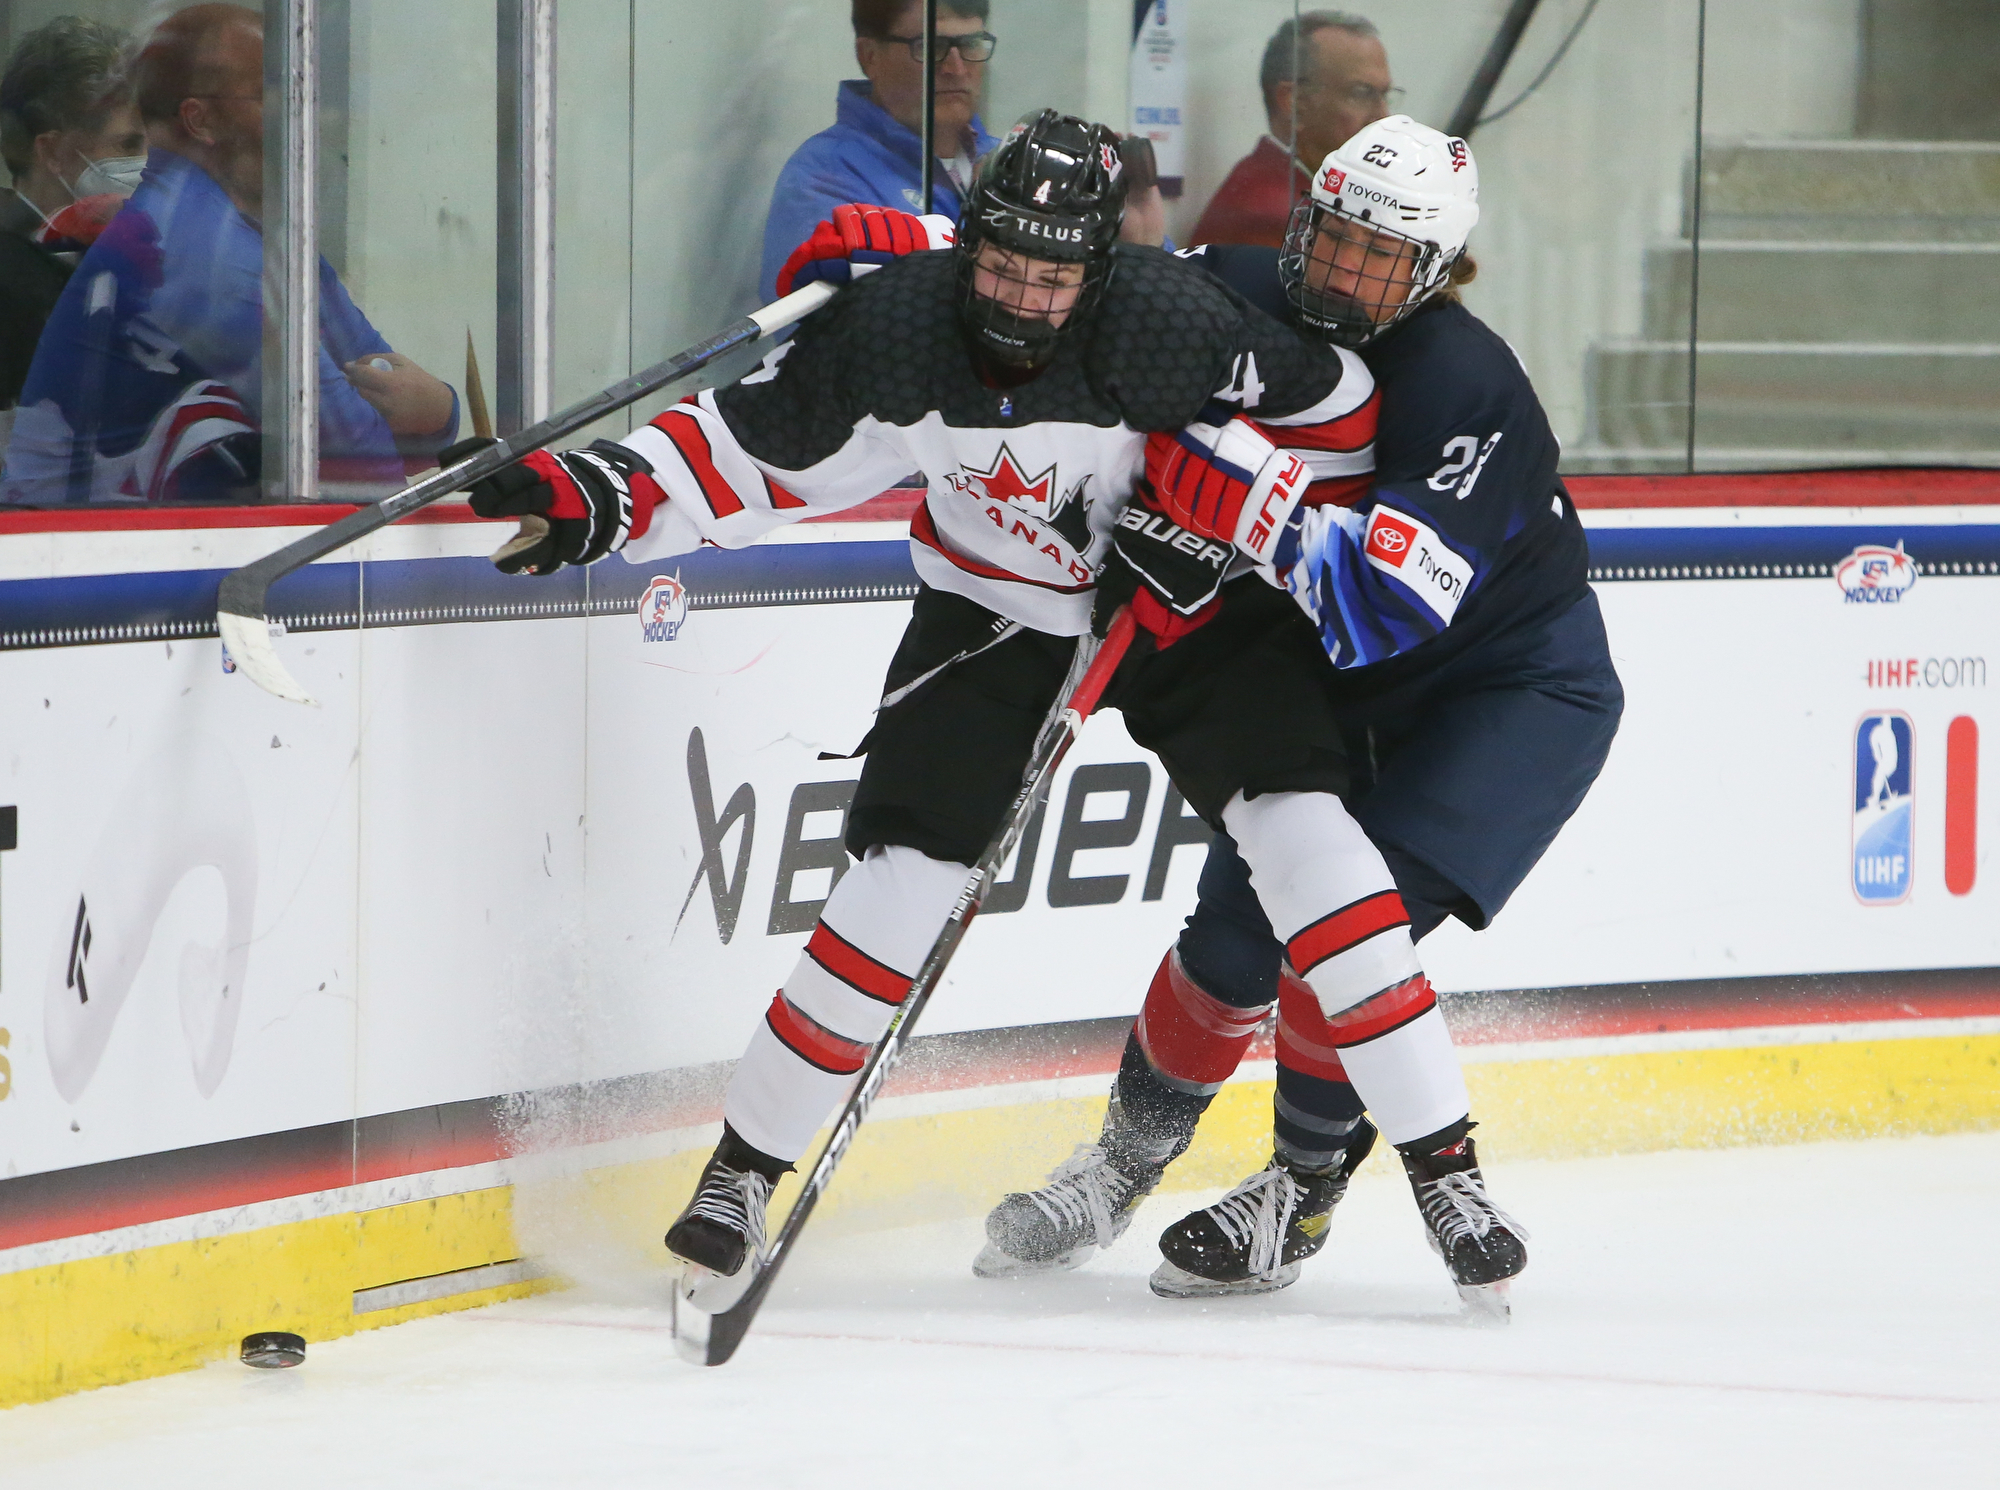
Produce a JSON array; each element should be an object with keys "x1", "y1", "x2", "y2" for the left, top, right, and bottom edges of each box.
[{"x1": 1361, "y1": 505, "x2": 1474, "y2": 625}]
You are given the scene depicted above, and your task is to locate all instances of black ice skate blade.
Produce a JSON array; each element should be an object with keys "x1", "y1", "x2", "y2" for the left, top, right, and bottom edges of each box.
[
  {"x1": 1455, "y1": 1279, "x2": 1512, "y2": 1326},
  {"x1": 971, "y1": 1241, "x2": 1091, "y2": 1279},
  {"x1": 1149, "y1": 1259, "x2": 1301, "y2": 1299}
]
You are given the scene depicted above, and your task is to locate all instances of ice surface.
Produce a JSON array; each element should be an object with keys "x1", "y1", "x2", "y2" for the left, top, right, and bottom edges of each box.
[{"x1": 6, "y1": 1132, "x2": 1996, "y2": 1488}]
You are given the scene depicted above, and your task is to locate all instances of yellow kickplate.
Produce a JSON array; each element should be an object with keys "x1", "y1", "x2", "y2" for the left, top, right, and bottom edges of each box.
[
  {"x1": 0, "y1": 1186, "x2": 546, "y2": 1410},
  {"x1": 8, "y1": 1032, "x2": 1996, "y2": 1409}
]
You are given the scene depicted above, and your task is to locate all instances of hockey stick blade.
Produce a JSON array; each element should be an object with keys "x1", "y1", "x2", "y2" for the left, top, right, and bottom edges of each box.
[
  {"x1": 214, "y1": 279, "x2": 839, "y2": 705},
  {"x1": 674, "y1": 608, "x2": 1138, "y2": 1367}
]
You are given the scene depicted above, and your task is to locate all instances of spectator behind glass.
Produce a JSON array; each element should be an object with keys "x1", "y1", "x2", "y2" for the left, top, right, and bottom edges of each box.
[
  {"x1": 757, "y1": 0, "x2": 1000, "y2": 303},
  {"x1": 1, "y1": 3, "x2": 457, "y2": 506},
  {"x1": 0, "y1": 16, "x2": 143, "y2": 459},
  {"x1": 1188, "y1": 11, "x2": 1398, "y2": 248}
]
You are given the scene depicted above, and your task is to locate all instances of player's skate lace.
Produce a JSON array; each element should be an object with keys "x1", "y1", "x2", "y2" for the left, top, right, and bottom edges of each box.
[
  {"x1": 1415, "y1": 1170, "x2": 1527, "y2": 1252},
  {"x1": 1025, "y1": 1144, "x2": 1144, "y2": 1250},
  {"x1": 1198, "y1": 1164, "x2": 1301, "y2": 1280},
  {"x1": 684, "y1": 1168, "x2": 774, "y2": 1265}
]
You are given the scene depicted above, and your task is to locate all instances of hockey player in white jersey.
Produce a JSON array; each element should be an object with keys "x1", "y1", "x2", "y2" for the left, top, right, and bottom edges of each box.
[{"x1": 449, "y1": 112, "x2": 1494, "y2": 1314}]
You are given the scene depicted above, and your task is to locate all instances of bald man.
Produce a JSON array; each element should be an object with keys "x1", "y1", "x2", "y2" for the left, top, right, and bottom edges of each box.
[
  {"x1": 4, "y1": 4, "x2": 457, "y2": 503},
  {"x1": 1189, "y1": 11, "x2": 1397, "y2": 249}
]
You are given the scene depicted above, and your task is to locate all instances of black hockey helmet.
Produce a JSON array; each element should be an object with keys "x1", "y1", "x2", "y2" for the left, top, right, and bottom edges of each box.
[{"x1": 955, "y1": 109, "x2": 1127, "y2": 370}]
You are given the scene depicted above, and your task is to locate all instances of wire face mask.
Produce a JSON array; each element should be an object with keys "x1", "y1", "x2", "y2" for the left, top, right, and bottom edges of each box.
[
  {"x1": 955, "y1": 239, "x2": 1093, "y2": 371},
  {"x1": 1280, "y1": 199, "x2": 1443, "y2": 349}
]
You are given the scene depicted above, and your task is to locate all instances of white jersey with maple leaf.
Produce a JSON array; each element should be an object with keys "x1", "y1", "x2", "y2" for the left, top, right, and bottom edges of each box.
[{"x1": 618, "y1": 246, "x2": 1377, "y2": 635}]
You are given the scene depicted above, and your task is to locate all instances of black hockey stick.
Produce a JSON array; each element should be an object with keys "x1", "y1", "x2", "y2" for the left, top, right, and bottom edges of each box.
[
  {"x1": 214, "y1": 278, "x2": 839, "y2": 706},
  {"x1": 673, "y1": 606, "x2": 1139, "y2": 1367}
]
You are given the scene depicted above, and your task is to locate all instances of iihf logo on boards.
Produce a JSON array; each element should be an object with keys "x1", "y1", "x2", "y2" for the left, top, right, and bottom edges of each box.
[
  {"x1": 640, "y1": 572, "x2": 689, "y2": 643},
  {"x1": 1853, "y1": 712, "x2": 1913, "y2": 905}
]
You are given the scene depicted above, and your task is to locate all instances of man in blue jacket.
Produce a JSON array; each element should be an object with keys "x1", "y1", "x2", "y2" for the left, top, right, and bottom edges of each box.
[{"x1": 757, "y1": 0, "x2": 998, "y2": 302}]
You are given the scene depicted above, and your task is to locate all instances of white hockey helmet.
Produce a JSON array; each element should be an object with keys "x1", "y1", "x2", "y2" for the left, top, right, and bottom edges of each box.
[{"x1": 1279, "y1": 115, "x2": 1479, "y2": 347}]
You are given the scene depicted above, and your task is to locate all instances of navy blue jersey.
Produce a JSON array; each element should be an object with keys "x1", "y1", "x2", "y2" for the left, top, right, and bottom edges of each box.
[{"x1": 1177, "y1": 243, "x2": 1589, "y2": 699}]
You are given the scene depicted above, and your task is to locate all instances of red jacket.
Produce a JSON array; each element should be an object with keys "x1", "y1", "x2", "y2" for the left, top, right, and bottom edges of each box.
[{"x1": 1189, "y1": 136, "x2": 1309, "y2": 248}]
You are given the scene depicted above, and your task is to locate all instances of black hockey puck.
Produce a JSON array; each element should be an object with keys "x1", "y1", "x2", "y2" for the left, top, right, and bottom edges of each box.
[{"x1": 240, "y1": 1331, "x2": 307, "y2": 1368}]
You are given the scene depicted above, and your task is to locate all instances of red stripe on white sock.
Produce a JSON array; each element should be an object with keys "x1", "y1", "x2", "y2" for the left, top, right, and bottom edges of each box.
[
  {"x1": 1286, "y1": 890, "x2": 1410, "y2": 977},
  {"x1": 763, "y1": 991, "x2": 869, "y2": 1075},
  {"x1": 806, "y1": 923, "x2": 912, "y2": 1007}
]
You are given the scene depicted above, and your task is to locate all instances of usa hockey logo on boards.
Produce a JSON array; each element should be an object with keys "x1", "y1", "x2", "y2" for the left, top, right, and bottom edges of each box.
[
  {"x1": 1835, "y1": 542, "x2": 1916, "y2": 604},
  {"x1": 1853, "y1": 711, "x2": 1913, "y2": 905},
  {"x1": 640, "y1": 572, "x2": 689, "y2": 643}
]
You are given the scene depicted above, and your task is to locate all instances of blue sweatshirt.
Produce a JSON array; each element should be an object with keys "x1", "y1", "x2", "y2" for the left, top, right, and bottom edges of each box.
[{"x1": 758, "y1": 80, "x2": 996, "y2": 302}]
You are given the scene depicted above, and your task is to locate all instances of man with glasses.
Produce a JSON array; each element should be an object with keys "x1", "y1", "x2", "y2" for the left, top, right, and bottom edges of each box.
[
  {"x1": 757, "y1": 1, "x2": 999, "y2": 302},
  {"x1": 1189, "y1": 10, "x2": 1400, "y2": 249}
]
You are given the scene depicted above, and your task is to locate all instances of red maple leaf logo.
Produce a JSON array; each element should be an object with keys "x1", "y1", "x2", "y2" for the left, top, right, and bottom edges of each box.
[{"x1": 960, "y1": 444, "x2": 1057, "y2": 508}]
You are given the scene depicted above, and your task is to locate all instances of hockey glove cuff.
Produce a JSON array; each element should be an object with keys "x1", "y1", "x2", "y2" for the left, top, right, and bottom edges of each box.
[
  {"x1": 775, "y1": 203, "x2": 956, "y2": 296},
  {"x1": 1145, "y1": 417, "x2": 1313, "y2": 568},
  {"x1": 449, "y1": 436, "x2": 664, "y2": 575}
]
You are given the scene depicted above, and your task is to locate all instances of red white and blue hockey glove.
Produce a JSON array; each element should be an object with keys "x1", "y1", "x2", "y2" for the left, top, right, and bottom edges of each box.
[
  {"x1": 1092, "y1": 489, "x2": 1233, "y2": 648},
  {"x1": 774, "y1": 203, "x2": 956, "y2": 297},
  {"x1": 1144, "y1": 417, "x2": 1313, "y2": 568},
  {"x1": 446, "y1": 436, "x2": 663, "y2": 575}
]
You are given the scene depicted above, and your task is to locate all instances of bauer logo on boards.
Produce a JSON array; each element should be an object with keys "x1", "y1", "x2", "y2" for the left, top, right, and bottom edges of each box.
[
  {"x1": 1835, "y1": 542, "x2": 1916, "y2": 604},
  {"x1": 640, "y1": 572, "x2": 689, "y2": 643}
]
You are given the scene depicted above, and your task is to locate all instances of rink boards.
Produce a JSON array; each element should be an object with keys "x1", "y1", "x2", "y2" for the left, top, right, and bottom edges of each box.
[{"x1": 2, "y1": 482, "x2": 1998, "y2": 1404}]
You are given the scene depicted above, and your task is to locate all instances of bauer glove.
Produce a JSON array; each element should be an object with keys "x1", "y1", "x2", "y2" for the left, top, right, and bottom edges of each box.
[
  {"x1": 774, "y1": 203, "x2": 956, "y2": 296},
  {"x1": 446, "y1": 437, "x2": 663, "y2": 576},
  {"x1": 1145, "y1": 417, "x2": 1313, "y2": 568},
  {"x1": 1092, "y1": 489, "x2": 1232, "y2": 647}
]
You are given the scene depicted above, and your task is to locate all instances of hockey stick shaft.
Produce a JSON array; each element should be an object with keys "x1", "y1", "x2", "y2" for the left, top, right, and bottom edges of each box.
[
  {"x1": 689, "y1": 607, "x2": 1139, "y2": 1367},
  {"x1": 214, "y1": 278, "x2": 838, "y2": 704}
]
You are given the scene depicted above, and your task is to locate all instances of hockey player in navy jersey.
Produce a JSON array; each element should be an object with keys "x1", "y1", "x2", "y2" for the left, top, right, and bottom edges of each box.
[
  {"x1": 976, "y1": 117, "x2": 1623, "y2": 1309},
  {"x1": 448, "y1": 112, "x2": 1523, "y2": 1315}
]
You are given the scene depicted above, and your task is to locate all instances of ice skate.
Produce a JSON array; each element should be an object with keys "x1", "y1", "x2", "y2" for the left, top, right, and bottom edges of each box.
[
  {"x1": 1399, "y1": 1122, "x2": 1527, "y2": 1323},
  {"x1": 1150, "y1": 1120, "x2": 1375, "y2": 1298},
  {"x1": 974, "y1": 1143, "x2": 1164, "y2": 1278},
  {"x1": 667, "y1": 1147, "x2": 776, "y2": 1314}
]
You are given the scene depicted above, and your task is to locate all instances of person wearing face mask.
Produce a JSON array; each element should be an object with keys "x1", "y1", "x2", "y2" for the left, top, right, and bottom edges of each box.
[
  {"x1": 3, "y1": 4, "x2": 458, "y2": 505},
  {"x1": 0, "y1": 15, "x2": 143, "y2": 456}
]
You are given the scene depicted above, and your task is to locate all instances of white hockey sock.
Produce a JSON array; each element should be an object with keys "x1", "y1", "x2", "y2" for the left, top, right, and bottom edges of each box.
[
  {"x1": 723, "y1": 844, "x2": 966, "y2": 1163},
  {"x1": 1224, "y1": 790, "x2": 1468, "y2": 1145},
  {"x1": 1332, "y1": 1006, "x2": 1469, "y2": 1146}
]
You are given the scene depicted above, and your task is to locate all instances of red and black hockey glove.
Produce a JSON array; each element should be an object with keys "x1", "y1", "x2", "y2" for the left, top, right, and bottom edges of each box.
[
  {"x1": 1092, "y1": 489, "x2": 1233, "y2": 648},
  {"x1": 1144, "y1": 417, "x2": 1312, "y2": 568},
  {"x1": 445, "y1": 436, "x2": 662, "y2": 575},
  {"x1": 774, "y1": 203, "x2": 955, "y2": 297}
]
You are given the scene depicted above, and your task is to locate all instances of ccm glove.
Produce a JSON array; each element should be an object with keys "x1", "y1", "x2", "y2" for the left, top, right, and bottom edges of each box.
[
  {"x1": 1145, "y1": 416, "x2": 1312, "y2": 567},
  {"x1": 774, "y1": 203, "x2": 956, "y2": 296},
  {"x1": 445, "y1": 436, "x2": 662, "y2": 575},
  {"x1": 1092, "y1": 489, "x2": 1233, "y2": 647}
]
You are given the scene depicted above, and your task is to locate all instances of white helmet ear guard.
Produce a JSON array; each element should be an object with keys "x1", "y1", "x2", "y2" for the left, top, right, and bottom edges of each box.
[{"x1": 1281, "y1": 115, "x2": 1480, "y2": 347}]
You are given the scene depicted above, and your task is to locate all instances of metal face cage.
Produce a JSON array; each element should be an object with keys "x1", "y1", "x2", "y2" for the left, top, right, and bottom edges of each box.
[{"x1": 1279, "y1": 196, "x2": 1454, "y2": 349}]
